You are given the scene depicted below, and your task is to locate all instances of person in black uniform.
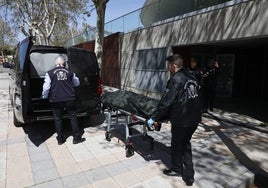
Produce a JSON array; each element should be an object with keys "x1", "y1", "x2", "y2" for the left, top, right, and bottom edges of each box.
[
  {"x1": 42, "y1": 56, "x2": 85, "y2": 145},
  {"x1": 187, "y1": 58, "x2": 205, "y2": 112},
  {"x1": 188, "y1": 58, "x2": 203, "y2": 87},
  {"x1": 147, "y1": 54, "x2": 202, "y2": 186},
  {"x1": 202, "y1": 59, "x2": 220, "y2": 112}
]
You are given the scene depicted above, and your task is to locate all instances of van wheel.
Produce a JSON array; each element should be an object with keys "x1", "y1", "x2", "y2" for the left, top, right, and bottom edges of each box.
[{"x1": 13, "y1": 112, "x2": 23, "y2": 127}]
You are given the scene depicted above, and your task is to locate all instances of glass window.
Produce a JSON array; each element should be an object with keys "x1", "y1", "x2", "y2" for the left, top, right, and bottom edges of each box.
[
  {"x1": 30, "y1": 52, "x2": 67, "y2": 78},
  {"x1": 134, "y1": 48, "x2": 168, "y2": 92},
  {"x1": 68, "y1": 50, "x2": 98, "y2": 75},
  {"x1": 17, "y1": 39, "x2": 30, "y2": 71}
]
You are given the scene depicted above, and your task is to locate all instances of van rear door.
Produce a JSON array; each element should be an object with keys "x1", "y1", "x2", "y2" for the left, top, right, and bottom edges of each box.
[
  {"x1": 67, "y1": 47, "x2": 101, "y2": 113},
  {"x1": 13, "y1": 37, "x2": 33, "y2": 125}
]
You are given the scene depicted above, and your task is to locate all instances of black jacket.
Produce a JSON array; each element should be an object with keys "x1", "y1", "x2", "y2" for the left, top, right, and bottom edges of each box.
[
  {"x1": 151, "y1": 68, "x2": 202, "y2": 127},
  {"x1": 187, "y1": 66, "x2": 204, "y2": 87},
  {"x1": 203, "y1": 65, "x2": 219, "y2": 90}
]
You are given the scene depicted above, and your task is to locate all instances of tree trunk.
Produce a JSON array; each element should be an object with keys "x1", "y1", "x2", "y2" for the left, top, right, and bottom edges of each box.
[{"x1": 93, "y1": 0, "x2": 108, "y2": 71}]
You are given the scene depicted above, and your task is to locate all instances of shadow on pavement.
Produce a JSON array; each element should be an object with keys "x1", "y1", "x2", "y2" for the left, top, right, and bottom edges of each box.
[
  {"x1": 23, "y1": 121, "x2": 56, "y2": 147},
  {"x1": 215, "y1": 97, "x2": 268, "y2": 123},
  {"x1": 109, "y1": 113, "x2": 268, "y2": 187},
  {"x1": 200, "y1": 120, "x2": 268, "y2": 188},
  {"x1": 204, "y1": 112, "x2": 268, "y2": 134},
  {"x1": 107, "y1": 125, "x2": 172, "y2": 168},
  {"x1": 23, "y1": 114, "x2": 106, "y2": 147}
]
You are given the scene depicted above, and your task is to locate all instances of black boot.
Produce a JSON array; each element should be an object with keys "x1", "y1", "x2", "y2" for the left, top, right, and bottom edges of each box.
[
  {"x1": 73, "y1": 136, "x2": 86, "y2": 144},
  {"x1": 57, "y1": 136, "x2": 66, "y2": 145},
  {"x1": 182, "y1": 177, "x2": 194, "y2": 186}
]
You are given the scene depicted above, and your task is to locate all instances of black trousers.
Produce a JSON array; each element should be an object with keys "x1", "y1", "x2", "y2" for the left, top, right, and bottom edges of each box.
[
  {"x1": 51, "y1": 100, "x2": 80, "y2": 140},
  {"x1": 203, "y1": 87, "x2": 216, "y2": 111},
  {"x1": 171, "y1": 124, "x2": 198, "y2": 179}
]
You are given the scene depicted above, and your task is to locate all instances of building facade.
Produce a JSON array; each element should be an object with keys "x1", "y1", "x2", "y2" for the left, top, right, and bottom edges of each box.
[
  {"x1": 76, "y1": 0, "x2": 268, "y2": 102},
  {"x1": 119, "y1": 0, "x2": 268, "y2": 99}
]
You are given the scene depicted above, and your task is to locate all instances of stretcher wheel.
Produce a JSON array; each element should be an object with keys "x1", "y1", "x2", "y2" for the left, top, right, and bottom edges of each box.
[
  {"x1": 105, "y1": 132, "x2": 112, "y2": 142},
  {"x1": 125, "y1": 144, "x2": 135, "y2": 157}
]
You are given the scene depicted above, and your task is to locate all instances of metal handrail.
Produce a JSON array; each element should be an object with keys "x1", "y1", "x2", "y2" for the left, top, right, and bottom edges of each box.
[{"x1": 66, "y1": 0, "x2": 250, "y2": 47}]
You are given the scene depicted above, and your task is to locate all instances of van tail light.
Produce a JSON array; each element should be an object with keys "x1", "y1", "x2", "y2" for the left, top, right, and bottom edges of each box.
[{"x1": 97, "y1": 78, "x2": 102, "y2": 96}]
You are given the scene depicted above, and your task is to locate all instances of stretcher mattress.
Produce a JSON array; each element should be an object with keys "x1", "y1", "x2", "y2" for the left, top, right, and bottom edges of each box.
[{"x1": 102, "y1": 90, "x2": 159, "y2": 118}]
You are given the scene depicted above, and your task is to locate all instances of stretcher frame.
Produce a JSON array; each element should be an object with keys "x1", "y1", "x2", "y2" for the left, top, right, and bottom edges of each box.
[{"x1": 103, "y1": 104, "x2": 154, "y2": 157}]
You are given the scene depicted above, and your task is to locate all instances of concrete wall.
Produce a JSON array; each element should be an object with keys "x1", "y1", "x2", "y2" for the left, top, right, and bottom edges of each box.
[{"x1": 119, "y1": 0, "x2": 268, "y2": 96}]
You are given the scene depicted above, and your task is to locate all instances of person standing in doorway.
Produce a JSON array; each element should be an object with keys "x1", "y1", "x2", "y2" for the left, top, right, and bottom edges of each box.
[
  {"x1": 202, "y1": 58, "x2": 220, "y2": 112},
  {"x1": 187, "y1": 58, "x2": 205, "y2": 111},
  {"x1": 188, "y1": 57, "x2": 204, "y2": 89},
  {"x1": 147, "y1": 54, "x2": 202, "y2": 186},
  {"x1": 41, "y1": 55, "x2": 86, "y2": 145}
]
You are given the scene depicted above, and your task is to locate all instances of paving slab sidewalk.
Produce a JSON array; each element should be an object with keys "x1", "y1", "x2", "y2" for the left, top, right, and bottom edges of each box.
[{"x1": 1, "y1": 79, "x2": 268, "y2": 187}]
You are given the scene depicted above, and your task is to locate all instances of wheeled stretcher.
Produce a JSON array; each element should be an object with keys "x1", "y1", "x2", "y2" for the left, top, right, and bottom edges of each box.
[{"x1": 101, "y1": 90, "x2": 161, "y2": 157}]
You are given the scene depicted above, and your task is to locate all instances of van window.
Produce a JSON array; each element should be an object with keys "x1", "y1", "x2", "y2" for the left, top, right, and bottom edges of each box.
[
  {"x1": 30, "y1": 52, "x2": 67, "y2": 78},
  {"x1": 17, "y1": 41, "x2": 29, "y2": 71},
  {"x1": 68, "y1": 50, "x2": 98, "y2": 75}
]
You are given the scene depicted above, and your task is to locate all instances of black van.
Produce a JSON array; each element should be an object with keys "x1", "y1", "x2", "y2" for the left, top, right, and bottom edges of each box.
[{"x1": 10, "y1": 37, "x2": 102, "y2": 127}]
